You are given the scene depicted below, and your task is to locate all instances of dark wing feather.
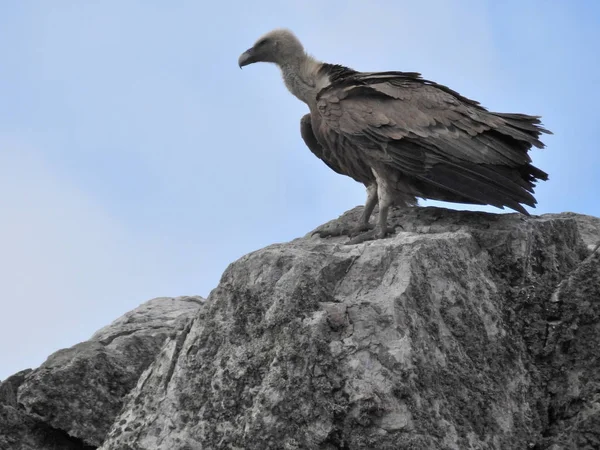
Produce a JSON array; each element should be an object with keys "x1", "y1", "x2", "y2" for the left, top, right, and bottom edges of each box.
[
  {"x1": 315, "y1": 71, "x2": 550, "y2": 213},
  {"x1": 300, "y1": 114, "x2": 348, "y2": 177}
]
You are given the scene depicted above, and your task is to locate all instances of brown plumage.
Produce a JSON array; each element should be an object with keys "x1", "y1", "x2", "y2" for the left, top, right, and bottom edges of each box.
[{"x1": 239, "y1": 29, "x2": 551, "y2": 243}]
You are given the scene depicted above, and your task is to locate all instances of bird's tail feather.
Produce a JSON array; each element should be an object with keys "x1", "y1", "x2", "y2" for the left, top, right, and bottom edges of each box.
[
  {"x1": 421, "y1": 160, "x2": 545, "y2": 215},
  {"x1": 493, "y1": 112, "x2": 552, "y2": 149}
]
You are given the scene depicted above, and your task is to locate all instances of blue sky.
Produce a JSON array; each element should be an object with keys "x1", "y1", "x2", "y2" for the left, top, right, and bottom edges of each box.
[{"x1": 1, "y1": 0, "x2": 598, "y2": 380}]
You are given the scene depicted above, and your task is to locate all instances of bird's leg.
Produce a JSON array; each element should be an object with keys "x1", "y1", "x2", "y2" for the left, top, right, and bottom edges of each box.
[
  {"x1": 346, "y1": 179, "x2": 394, "y2": 244},
  {"x1": 375, "y1": 202, "x2": 392, "y2": 238},
  {"x1": 353, "y1": 183, "x2": 377, "y2": 233},
  {"x1": 313, "y1": 184, "x2": 377, "y2": 238}
]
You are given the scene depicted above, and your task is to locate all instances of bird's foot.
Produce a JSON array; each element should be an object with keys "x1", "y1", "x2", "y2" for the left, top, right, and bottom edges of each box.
[
  {"x1": 346, "y1": 225, "x2": 398, "y2": 245},
  {"x1": 312, "y1": 223, "x2": 374, "y2": 239}
]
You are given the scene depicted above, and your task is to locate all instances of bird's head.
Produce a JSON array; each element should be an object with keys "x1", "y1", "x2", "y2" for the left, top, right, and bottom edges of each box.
[{"x1": 238, "y1": 29, "x2": 305, "y2": 68}]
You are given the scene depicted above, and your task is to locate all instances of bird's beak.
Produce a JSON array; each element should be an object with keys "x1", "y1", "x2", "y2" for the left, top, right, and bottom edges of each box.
[{"x1": 238, "y1": 48, "x2": 257, "y2": 68}]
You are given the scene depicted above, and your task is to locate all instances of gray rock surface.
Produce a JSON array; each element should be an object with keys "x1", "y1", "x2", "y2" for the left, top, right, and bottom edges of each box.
[
  {"x1": 97, "y1": 207, "x2": 600, "y2": 450},
  {"x1": 0, "y1": 296, "x2": 203, "y2": 449},
  {"x1": 546, "y1": 212, "x2": 600, "y2": 252},
  {"x1": 540, "y1": 249, "x2": 600, "y2": 449},
  {"x1": 0, "y1": 370, "x2": 86, "y2": 450}
]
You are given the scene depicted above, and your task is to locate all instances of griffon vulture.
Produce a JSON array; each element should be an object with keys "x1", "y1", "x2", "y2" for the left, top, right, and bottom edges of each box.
[{"x1": 239, "y1": 29, "x2": 550, "y2": 243}]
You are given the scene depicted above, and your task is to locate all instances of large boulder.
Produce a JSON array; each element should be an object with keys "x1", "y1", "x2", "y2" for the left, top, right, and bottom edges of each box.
[{"x1": 98, "y1": 207, "x2": 600, "y2": 450}]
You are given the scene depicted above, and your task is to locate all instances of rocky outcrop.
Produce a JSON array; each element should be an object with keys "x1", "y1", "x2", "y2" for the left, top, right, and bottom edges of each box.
[
  {"x1": 0, "y1": 296, "x2": 203, "y2": 450},
  {"x1": 1, "y1": 208, "x2": 598, "y2": 450},
  {"x1": 96, "y1": 207, "x2": 600, "y2": 450}
]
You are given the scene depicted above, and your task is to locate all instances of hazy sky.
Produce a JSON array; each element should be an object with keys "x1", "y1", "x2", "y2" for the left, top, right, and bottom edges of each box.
[{"x1": 1, "y1": 0, "x2": 598, "y2": 380}]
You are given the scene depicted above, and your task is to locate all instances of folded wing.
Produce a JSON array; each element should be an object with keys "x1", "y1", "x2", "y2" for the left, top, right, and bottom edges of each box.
[{"x1": 315, "y1": 72, "x2": 550, "y2": 214}]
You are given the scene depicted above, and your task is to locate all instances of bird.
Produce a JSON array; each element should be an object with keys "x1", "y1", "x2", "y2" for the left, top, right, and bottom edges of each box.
[{"x1": 238, "y1": 29, "x2": 551, "y2": 244}]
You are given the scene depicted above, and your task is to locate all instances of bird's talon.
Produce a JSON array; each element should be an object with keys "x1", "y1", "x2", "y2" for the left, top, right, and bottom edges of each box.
[
  {"x1": 346, "y1": 226, "x2": 394, "y2": 245},
  {"x1": 348, "y1": 223, "x2": 375, "y2": 237},
  {"x1": 312, "y1": 227, "x2": 348, "y2": 238},
  {"x1": 313, "y1": 223, "x2": 376, "y2": 239}
]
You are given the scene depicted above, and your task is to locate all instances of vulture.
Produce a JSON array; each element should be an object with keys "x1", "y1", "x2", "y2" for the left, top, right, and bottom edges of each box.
[{"x1": 238, "y1": 29, "x2": 551, "y2": 243}]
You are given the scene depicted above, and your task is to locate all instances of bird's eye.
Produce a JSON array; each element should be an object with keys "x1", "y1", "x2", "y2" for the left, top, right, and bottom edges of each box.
[{"x1": 256, "y1": 38, "x2": 268, "y2": 48}]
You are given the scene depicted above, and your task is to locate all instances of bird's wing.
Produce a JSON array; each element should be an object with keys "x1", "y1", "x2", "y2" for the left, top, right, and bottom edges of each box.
[
  {"x1": 300, "y1": 113, "x2": 374, "y2": 185},
  {"x1": 315, "y1": 72, "x2": 550, "y2": 212},
  {"x1": 300, "y1": 114, "x2": 345, "y2": 176}
]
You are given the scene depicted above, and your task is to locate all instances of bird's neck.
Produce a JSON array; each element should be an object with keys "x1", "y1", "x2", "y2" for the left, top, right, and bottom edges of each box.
[{"x1": 280, "y1": 55, "x2": 328, "y2": 107}]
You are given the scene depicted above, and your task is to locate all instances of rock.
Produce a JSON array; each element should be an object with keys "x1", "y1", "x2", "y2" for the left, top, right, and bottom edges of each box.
[
  {"x1": 97, "y1": 207, "x2": 600, "y2": 450},
  {"x1": 0, "y1": 295, "x2": 203, "y2": 449},
  {"x1": 547, "y1": 212, "x2": 600, "y2": 252},
  {"x1": 0, "y1": 370, "x2": 86, "y2": 450},
  {"x1": 1, "y1": 402, "x2": 95, "y2": 450},
  {"x1": 0, "y1": 370, "x2": 32, "y2": 408},
  {"x1": 539, "y1": 250, "x2": 600, "y2": 450}
]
